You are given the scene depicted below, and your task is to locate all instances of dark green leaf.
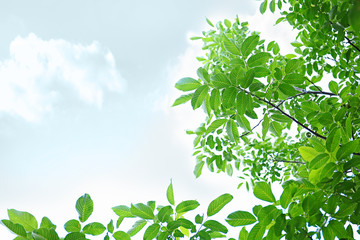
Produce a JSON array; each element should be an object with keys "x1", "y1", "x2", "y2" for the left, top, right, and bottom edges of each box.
[
  {"x1": 75, "y1": 194, "x2": 93, "y2": 223},
  {"x1": 254, "y1": 67, "x2": 270, "y2": 78},
  {"x1": 143, "y1": 223, "x2": 160, "y2": 240},
  {"x1": 309, "y1": 153, "x2": 330, "y2": 170},
  {"x1": 278, "y1": 83, "x2": 297, "y2": 96},
  {"x1": 336, "y1": 140, "x2": 359, "y2": 160},
  {"x1": 283, "y1": 73, "x2": 305, "y2": 85}
]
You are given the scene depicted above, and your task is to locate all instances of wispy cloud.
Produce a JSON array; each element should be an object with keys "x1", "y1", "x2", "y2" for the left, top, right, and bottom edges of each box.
[{"x1": 0, "y1": 33, "x2": 125, "y2": 122}]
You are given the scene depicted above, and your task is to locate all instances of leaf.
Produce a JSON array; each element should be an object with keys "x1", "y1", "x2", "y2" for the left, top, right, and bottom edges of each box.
[
  {"x1": 143, "y1": 223, "x2": 160, "y2": 240},
  {"x1": 223, "y1": 36, "x2": 241, "y2": 55},
  {"x1": 64, "y1": 232, "x2": 86, "y2": 240},
  {"x1": 320, "y1": 162, "x2": 336, "y2": 180},
  {"x1": 197, "y1": 67, "x2": 210, "y2": 83},
  {"x1": 194, "y1": 161, "x2": 204, "y2": 178},
  {"x1": 349, "y1": 1, "x2": 360, "y2": 34},
  {"x1": 254, "y1": 67, "x2": 270, "y2": 78},
  {"x1": 318, "y1": 112, "x2": 334, "y2": 126},
  {"x1": 226, "y1": 119, "x2": 239, "y2": 143},
  {"x1": 212, "y1": 73, "x2": 231, "y2": 88},
  {"x1": 222, "y1": 87, "x2": 238, "y2": 109},
  {"x1": 327, "y1": 220, "x2": 349, "y2": 239},
  {"x1": 8, "y1": 209, "x2": 38, "y2": 232},
  {"x1": 176, "y1": 200, "x2": 200, "y2": 214},
  {"x1": 309, "y1": 153, "x2": 330, "y2": 170},
  {"x1": 64, "y1": 219, "x2": 81, "y2": 232},
  {"x1": 241, "y1": 35, "x2": 260, "y2": 57},
  {"x1": 75, "y1": 194, "x2": 93, "y2": 223},
  {"x1": 328, "y1": 81, "x2": 339, "y2": 94},
  {"x1": 113, "y1": 231, "x2": 131, "y2": 240},
  {"x1": 248, "y1": 223, "x2": 265, "y2": 240},
  {"x1": 127, "y1": 219, "x2": 147, "y2": 237},
  {"x1": 1, "y1": 220, "x2": 27, "y2": 237},
  {"x1": 283, "y1": 73, "x2": 305, "y2": 85},
  {"x1": 278, "y1": 83, "x2": 297, "y2": 96},
  {"x1": 247, "y1": 52, "x2": 271, "y2": 67},
  {"x1": 191, "y1": 85, "x2": 209, "y2": 110},
  {"x1": 230, "y1": 67, "x2": 245, "y2": 85},
  {"x1": 262, "y1": 115, "x2": 269, "y2": 139},
  {"x1": 241, "y1": 68, "x2": 255, "y2": 88},
  {"x1": 175, "y1": 77, "x2": 202, "y2": 91},
  {"x1": 225, "y1": 211, "x2": 257, "y2": 226},
  {"x1": 298, "y1": 146, "x2": 319, "y2": 162},
  {"x1": 269, "y1": 121, "x2": 282, "y2": 137},
  {"x1": 336, "y1": 140, "x2": 359, "y2": 160},
  {"x1": 207, "y1": 193, "x2": 233, "y2": 217},
  {"x1": 253, "y1": 182, "x2": 276, "y2": 203},
  {"x1": 32, "y1": 228, "x2": 60, "y2": 240},
  {"x1": 158, "y1": 206, "x2": 173, "y2": 222},
  {"x1": 167, "y1": 180, "x2": 175, "y2": 205},
  {"x1": 203, "y1": 220, "x2": 228, "y2": 233},
  {"x1": 210, "y1": 89, "x2": 221, "y2": 111},
  {"x1": 326, "y1": 128, "x2": 340, "y2": 153},
  {"x1": 257, "y1": 205, "x2": 280, "y2": 226},
  {"x1": 40, "y1": 217, "x2": 56, "y2": 230},
  {"x1": 172, "y1": 93, "x2": 193, "y2": 107},
  {"x1": 285, "y1": 59, "x2": 300, "y2": 73},
  {"x1": 269, "y1": 0, "x2": 276, "y2": 13},
  {"x1": 107, "y1": 220, "x2": 114, "y2": 233},
  {"x1": 236, "y1": 91, "x2": 248, "y2": 115},
  {"x1": 239, "y1": 227, "x2": 249, "y2": 240},
  {"x1": 112, "y1": 206, "x2": 135, "y2": 218},
  {"x1": 130, "y1": 203, "x2": 154, "y2": 220},
  {"x1": 206, "y1": 18, "x2": 214, "y2": 27},
  {"x1": 205, "y1": 119, "x2": 227, "y2": 135},
  {"x1": 280, "y1": 187, "x2": 293, "y2": 209},
  {"x1": 82, "y1": 222, "x2": 106, "y2": 236},
  {"x1": 260, "y1": 0, "x2": 268, "y2": 14}
]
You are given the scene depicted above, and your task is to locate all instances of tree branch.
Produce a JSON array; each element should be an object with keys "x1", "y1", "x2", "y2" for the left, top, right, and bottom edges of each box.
[
  {"x1": 241, "y1": 88, "x2": 327, "y2": 140},
  {"x1": 345, "y1": 36, "x2": 360, "y2": 53}
]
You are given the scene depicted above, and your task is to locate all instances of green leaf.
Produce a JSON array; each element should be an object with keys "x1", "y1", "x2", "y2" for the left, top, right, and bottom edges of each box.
[
  {"x1": 260, "y1": 0, "x2": 268, "y2": 14},
  {"x1": 223, "y1": 37, "x2": 241, "y2": 55},
  {"x1": 8, "y1": 209, "x2": 38, "y2": 232},
  {"x1": 236, "y1": 114, "x2": 251, "y2": 132},
  {"x1": 236, "y1": 91, "x2": 248, "y2": 115},
  {"x1": 143, "y1": 223, "x2": 160, "y2": 240},
  {"x1": 241, "y1": 35, "x2": 259, "y2": 57},
  {"x1": 64, "y1": 232, "x2": 86, "y2": 240},
  {"x1": 32, "y1": 228, "x2": 60, "y2": 240},
  {"x1": 1, "y1": 220, "x2": 27, "y2": 237},
  {"x1": 278, "y1": 83, "x2": 297, "y2": 96},
  {"x1": 280, "y1": 187, "x2": 293, "y2": 209},
  {"x1": 309, "y1": 153, "x2": 330, "y2": 170},
  {"x1": 226, "y1": 119, "x2": 239, "y2": 143},
  {"x1": 107, "y1": 220, "x2": 114, "y2": 233},
  {"x1": 167, "y1": 180, "x2": 175, "y2": 205},
  {"x1": 212, "y1": 73, "x2": 231, "y2": 88},
  {"x1": 254, "y1": 67, "x2": 270, "y2": 78},
  {"x1": 320, "y1": 162, "x2": 336, "y2": 180},
  {"x1": 248, "y1": 52, "x2": 271, "y2": 67},
  {"x1": 194, "y1": 161, "x2": 205, "y2": 178},
  {"x1": 336, "y1": 140, "x2": 359, "y2": 160},
  {"x1": 329, "y1": 81, "x2": 339, "y2": 94},
  {"x1": 318, "y1": 112, "x2": 334, "y2": 126},
  {"x1": 83, "y1": 222, "x2": 106, "y2": 236},
  {"x1": 241, "y1": 68, "x2": 255, "y2": 88},
  {"x1": 40, "y1": 217, "x2": 56, "y2": 230},
  {"x1": 248, "y1": 223, "x2": 265, "y2": 240},
  {"x1": 130, "y1": 203, "x2": 154, "y2": 220},
  {"x1": 113, "y1": 231, "x2": 131, "y2": 240},
  {"x1": 222, "y1": 87, "x2": 238, "y2": 109},
  {"x1": 203, "y1": 220, "x2": 228, "y2": 233},
  {"x1": 158, "y1": 206, "x2": 173, "y2": 222},
  {"x1": 176, "y1": 200, "x2": 200, "y2": 214},
  {"x1": 127, "y1": 219, "x2": 147, "y2": 237},
  {"x1": 326, "y1": 128, "x2": 340, "y2": 153},
  {"x1": 64, "y1": 219, "x2": 81, "y2": 233},
  {"x1": 207, "y1": 193, "x2": 233, "y2": 217},
  {"x1": 210, "y1": 89, "x2": 221, "y2": 111},
  {"x1": 283, "y1": 73, "x2": 305, "y2": 85},
  {"x1": 253, "y1": 182, "x2": 276, "y2": 203},
  {"x1": 191, "y1": 85, "x2": 209, "y2": 110},
  {"x1": 172, "y1": 93, "x2": 193, "y2": 107},
  {"x1": 175, "y1": 77, "x2": 202, "y2": 91},
  {"x1": 230, "y1": 67, "x2": 245, "y2": 85},
  {"x1": 285, "y1": 59, "x2": 300, "y2": 73},
  {"x1": 298, "y1": 146, "x2": 319, "y2": 162},
  {"x1": 262, "y1": 115, "x2": 269, "y2": 139},
  {"x1": 258, "y1": 205, "x2": 280, "y2": 226},
  {"x1": 112, "y1": 205, "x2": 135, "y2": 218},
  {"x1": 206, "y1": 18, "x2": 214, "y2": 27},
  {"x1": 274, "y1": 68, "x2": 282, "y2": 80},
  {"x1": 197, "y1": 67, "x2": 210, "y2": 83},
  {"x1": 239, "y1": 227, "x2": 249, "y2": 240},
  {"x1": 269, "y1": 121, "x2": 282, "y2": 137},
  {"x1": 327, "y1": 220, "x2": 349, "y2": 239},
  {"x1": 225, "y1": 211, "x2": 257, "y2": 226},
  {"x1": 75, "y1": 194, "x2": 93, "y2": 223},
  {"x1": 269, "y1": 0, "x2": 275, "y2": 12},
  {"x1": 349, "y1": 1, "x2": 360, "y2": 34},
  {"x1": 205, "y1": 119, "x2": 227, "y2": 135}
]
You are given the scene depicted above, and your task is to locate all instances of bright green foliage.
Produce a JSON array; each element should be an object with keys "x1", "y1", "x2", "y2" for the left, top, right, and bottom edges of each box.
[{"x1": 2, "y1": 0, "x2": 360, "y2": 239}]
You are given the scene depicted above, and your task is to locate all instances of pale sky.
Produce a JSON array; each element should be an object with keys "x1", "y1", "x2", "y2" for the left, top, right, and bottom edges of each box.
[{"x1": 0, "y1": 1, "x2": 296, "y2": 238}]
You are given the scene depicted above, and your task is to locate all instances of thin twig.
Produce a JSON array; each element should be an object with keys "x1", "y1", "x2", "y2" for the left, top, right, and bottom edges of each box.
[
  {"x1": 273, "y1": 159, "x2": 306, "y2": 165},
  {"x1": 241, "y1": 88, "x2": 327, "y2": 140},
  {"x1": 345, "y1": 36, "x2": 360, "y2": 53}
]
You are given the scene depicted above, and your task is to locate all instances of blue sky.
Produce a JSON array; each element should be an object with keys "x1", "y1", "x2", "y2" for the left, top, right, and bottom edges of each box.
[{"x1": 0, "y1": 1, "x2": 295, "y2": 238}]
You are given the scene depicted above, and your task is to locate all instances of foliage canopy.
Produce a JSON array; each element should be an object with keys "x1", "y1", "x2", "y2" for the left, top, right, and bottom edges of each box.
[{"x1": 2, "y1": 0, "x2": 360, "y2": 239}]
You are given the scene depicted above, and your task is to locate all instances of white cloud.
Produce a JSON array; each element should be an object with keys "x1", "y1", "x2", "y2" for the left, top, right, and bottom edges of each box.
[{"x1": 0, "y1": 33, "x2": 125, "y2": 122}]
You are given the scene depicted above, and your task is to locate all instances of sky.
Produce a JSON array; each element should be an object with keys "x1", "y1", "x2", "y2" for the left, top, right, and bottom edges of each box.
[{"x1": 0, "y1": 1, "x2": 296, "y2": 238}]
